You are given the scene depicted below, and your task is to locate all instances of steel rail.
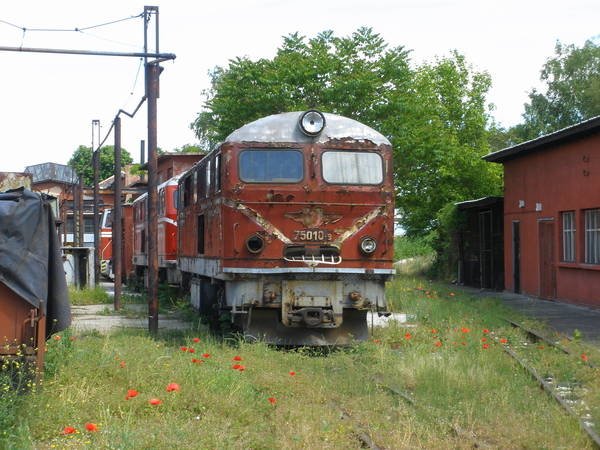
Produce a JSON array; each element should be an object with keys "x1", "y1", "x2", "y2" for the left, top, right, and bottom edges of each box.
[
  {"x1": 506, "y1": 318, "x2": 598, "y2": 368},
  {"x1": 501, "y1": 321, "x2": 600, "y2": 447},
  {"x1": 372, "y1": 374, "x2": 493, "y2": 448},
  {"x1": 500, "y1": 343, "x2": 600, "y2": 448}
]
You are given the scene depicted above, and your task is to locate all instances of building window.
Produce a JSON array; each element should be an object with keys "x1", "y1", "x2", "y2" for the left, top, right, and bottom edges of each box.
[
  {"x1": 585, "y1": 208, "x2": 600, "y2": 264},
  {"x1": 561, "y1": 211, "x2": 576, "y2": 262},
  {"x1": 84, "y1": 217, "x2": 95, "y2": 234}
]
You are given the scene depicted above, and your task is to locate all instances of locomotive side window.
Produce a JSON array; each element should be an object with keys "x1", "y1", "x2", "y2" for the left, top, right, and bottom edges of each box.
[
  {"x1": 183, "y1": 176, "x2": 193, "y2": 207},
  {"x1": 239, "y1": 149, "x2": 303, "y2": 183},
  {"x1": 197, "y1": 215, "x2": 205, "y2": 254},
  {"x1": 197, "y1": 164, "x2": 206, "y2": 199},
  {"x1": 215, "y1": 154, "x2": 221, "y2": 192},
  {"x1": 193, "y1": 172, "x2": 198, "y2": 204},
  {"x1": 206, "y1": 159, "x2": 212, "y2": 196},
  {"x1": 159, "y1": 189, "x2": 166, "y2": 216},
  {"x1": 322, "y1": 151, "x2": 383, "y2": 185}
]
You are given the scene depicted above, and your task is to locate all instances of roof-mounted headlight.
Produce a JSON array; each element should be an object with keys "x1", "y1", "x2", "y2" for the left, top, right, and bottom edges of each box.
[{"x1": 298, "y1": 110, "x2": 326, "y2": 137}]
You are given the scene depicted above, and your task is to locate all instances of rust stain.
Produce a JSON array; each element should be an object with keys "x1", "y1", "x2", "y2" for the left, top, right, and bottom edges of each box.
[{"x1": 224, "y1": 198, "x2": 292, "y2": 244}]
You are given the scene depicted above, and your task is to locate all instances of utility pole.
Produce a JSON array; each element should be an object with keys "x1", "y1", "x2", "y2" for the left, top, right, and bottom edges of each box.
[
  {"x1": 113, "y1": 117, "x2": 123, "y2": 310},
  {"x1": 92, "y1": 119, "x2": 100, "y2": 286},
  {"x1": 145, "y1": 5, "x2": 160, "y2": 335}
]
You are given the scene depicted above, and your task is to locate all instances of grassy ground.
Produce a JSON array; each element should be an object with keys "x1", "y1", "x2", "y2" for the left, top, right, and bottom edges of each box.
[{"x1": 2, "y1": 276, "x2": 600, "y2": 449}]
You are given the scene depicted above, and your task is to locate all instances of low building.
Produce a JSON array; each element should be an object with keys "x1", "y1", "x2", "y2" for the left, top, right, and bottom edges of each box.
[
  {"x1": 456, "y1": 197, "x2": 504, "y2": 290},
  {"x1": 484, "y1": 116, "x2": 600, "y2": 307}
]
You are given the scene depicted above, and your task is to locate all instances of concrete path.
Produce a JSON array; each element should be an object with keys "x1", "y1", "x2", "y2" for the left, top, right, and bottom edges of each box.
[
  {"x1": 458, "y1": 286, "x2": 600, "y2": 346},
  {"x1": 70, "y1": 303, "x2": 193, "y2": 334}
]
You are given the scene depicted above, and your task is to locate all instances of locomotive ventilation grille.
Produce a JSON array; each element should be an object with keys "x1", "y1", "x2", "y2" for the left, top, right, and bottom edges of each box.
[{"x1": 283, "y1": 244, "x2": 342, "y2": 265}]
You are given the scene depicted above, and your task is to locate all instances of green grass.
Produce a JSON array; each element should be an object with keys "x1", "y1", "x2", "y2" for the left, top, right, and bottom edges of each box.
[
  {"x1": 68, "y1": 286, "x2": 112, "y2": 305},
  {"x1": 3, "y1": 276, "x2": 600, "y2": 449}
]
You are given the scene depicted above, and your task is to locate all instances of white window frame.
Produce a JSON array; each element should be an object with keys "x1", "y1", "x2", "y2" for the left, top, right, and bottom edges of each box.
[
  {"x1": 561, "y1": 211, "x2": 576, "y2": 262},
  {"x1": 585, "y1": 208, "x2": 600, "y2": 264}
]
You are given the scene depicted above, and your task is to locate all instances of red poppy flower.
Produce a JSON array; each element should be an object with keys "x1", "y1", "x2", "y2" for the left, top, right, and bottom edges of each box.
[
  {"x1": 202, "y1": 353, "x2": 211, "y2": 358},
  {"x1": 53, "y1": 335, "x2": 61, "y2": 341},
  {"x1": 430, "y1": 328, "x2": 438, "y2": 334},
  {"x1": 237, "y1": 365, "x2": 246, "y2": 372},
  {"x1": 126, "y1": 389, "x2": 139, "y2": 400},
  {"x1": 188, "y1": 348, "x2": 196, "y2": 354},
  {"x1": 192, "y1": 337, "x2": 201, "y2": 343},
  {"x1": 499, "y1": 338, "x2": 508, "y2": 344},
  {"x1": 149, "y1": 398, "x2": 162, "y2": 405},
  {"x1": 232, "y1": 364, "x2": 242, "y2": 370},
  {"x1": 267, "y1": 397, "x2": 276, "y2": 405},
  {"x1": 233, "y1": 355, "x2": 242, "y2": 361},
  {"x1": 537, "y1": 345, "x2": 545, "y2": 350},
  {"x1": 434, "y1": 340, "x2": 442, "y2": 348},
  {"x1": 62, "y1": 426, "x2": 76, "y2": 435},
  {"x1": 461, "y1": 327, "x2": 470, "y2": 334},
  {"x1": 404, "y1": 332, "x2": 412, "y2": 340},
  {"x1": 166, "y1": 383, "x2": 180, "y2": 392},
  {"x1": 481, "y1": 337, "x2": 487, "y2": 342},
  {"x1": 191, "y1": 358, "x2": 203, "y2": 364},
  {"x1": 85, "y1": 423, "x2": 99, "y2": 432},
  {"x1": 372, "y1": 339, "x2": 381, "y2": 344},
  {"x1": 581, "y1": 353, "x2": 589, "y2": 362},
  {"x1": 483, "y1": 329, "x2": 490, "y2": 334},
  {"x1": 482, "y1": 343, "x2": 490, "y2": 349},
  {"x1": 180, "y1": 346, "x2": 188, "y2": 352},
  {"x1": 119, "y1": 361, "x2": 126, "y2": 368},
  {"x1": 289, "y1": 371, "x2": 296, "y2": 376}
]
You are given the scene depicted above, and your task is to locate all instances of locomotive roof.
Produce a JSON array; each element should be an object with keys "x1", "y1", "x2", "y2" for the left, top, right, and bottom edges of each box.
[
  {"x1": 225, "y1": 111, "x2": 391, "y2": 146},
  {"x1": 132, "y1": 173, "x2": 182, "y2": 203}
]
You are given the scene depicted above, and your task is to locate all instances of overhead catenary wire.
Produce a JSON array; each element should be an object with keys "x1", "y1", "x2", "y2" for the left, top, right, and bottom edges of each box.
[{"x1": 0, "y1": 12, "x2": 143, "y2": 33}]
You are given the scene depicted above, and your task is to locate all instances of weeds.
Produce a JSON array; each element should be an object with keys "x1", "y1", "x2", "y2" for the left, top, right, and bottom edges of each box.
[{"x1": 2, "y1": 276, "x2": 599, "y2": 449}]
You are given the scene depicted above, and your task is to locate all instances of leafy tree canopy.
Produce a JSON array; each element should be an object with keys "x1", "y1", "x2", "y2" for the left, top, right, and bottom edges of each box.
[
  {"x1": 514, "y1": 39, "x2": 600, "y2": 141},
  {"x1": 68, "y1": 145, "x2": 133, "y2": 186},
  {"x1": 191, "y1": 28, "x2": 501, "y2": 236}
]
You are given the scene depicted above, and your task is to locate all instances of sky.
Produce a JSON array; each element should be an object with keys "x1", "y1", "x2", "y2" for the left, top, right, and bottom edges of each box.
[{"x1": 0, "y1": 0, "x2": 598, "y2": 172}]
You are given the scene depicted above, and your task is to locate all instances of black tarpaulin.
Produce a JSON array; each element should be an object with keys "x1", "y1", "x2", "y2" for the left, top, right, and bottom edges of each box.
[{"x1": 0, "y1": 188, "x2": 71, "y2": 336}]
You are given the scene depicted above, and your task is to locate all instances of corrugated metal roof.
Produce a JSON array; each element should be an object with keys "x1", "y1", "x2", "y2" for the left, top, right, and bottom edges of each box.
[
  {"x1": 225, "y1": 111, "x2": 391, "y2": 146},
  {"x1": 24, "y1": 162, "x2": 79, "y2": 185},
  {"x1": 484, "y1": 116, "x2": 600, "y2": 163}
]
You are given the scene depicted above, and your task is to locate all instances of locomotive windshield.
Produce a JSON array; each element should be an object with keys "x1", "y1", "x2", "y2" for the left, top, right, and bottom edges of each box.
[
  {"x1": 322, "y1": 151, "x2": 383, "y2": 185},
  {"x1": 239, "y1": 149, "x2": 303, "y2": 183}
]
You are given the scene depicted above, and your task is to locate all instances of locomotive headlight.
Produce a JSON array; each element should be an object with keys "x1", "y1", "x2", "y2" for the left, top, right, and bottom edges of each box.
[
  {"x1": 298, "y1": 110, "x2": 326, "y2": 137},
  {"x1": 246, "y1": 234, "x2": 265, "y2": 254},
  {"x1": 359, "y1": 236, "x2": 377, "y2": 255}
]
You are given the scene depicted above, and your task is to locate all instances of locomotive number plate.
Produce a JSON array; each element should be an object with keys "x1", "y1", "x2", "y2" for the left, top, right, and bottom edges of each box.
[{"x1": 293, "y1": 229, "x2": 332, "y2": 242}]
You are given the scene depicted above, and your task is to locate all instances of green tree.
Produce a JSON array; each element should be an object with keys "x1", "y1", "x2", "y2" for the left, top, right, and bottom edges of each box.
[
  {"x1": 191, "y1": 29, "x2": 501, "y2": 236},
  {"x1": 516, "y1": 39, "x2": 600, "y2": 140},
  {"x1": 171, "y1": 144, "x2": 205, "y2": 154},
  {"x1": 68, "y1": 145, "x2": 133, "y2": 186}
]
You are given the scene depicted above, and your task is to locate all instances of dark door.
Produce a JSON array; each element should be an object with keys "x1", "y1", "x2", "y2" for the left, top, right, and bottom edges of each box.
[
  {"x1": 479, "y1": 211, "x2": 493, "y2": 288},
  {"x1": 512, "y1": 222, "x2": 520, "y2": 293},
  {"x1": 539, "y1": 220, "x2": 556, "y2": 299}
]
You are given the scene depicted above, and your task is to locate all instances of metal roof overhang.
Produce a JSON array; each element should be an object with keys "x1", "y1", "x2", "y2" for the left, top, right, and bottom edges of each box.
[{"x1": 483, "y1": 116, "x2": 600, "y2": 163}]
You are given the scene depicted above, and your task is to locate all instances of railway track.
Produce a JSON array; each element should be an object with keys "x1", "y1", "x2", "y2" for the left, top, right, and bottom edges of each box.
[{"x1": 502, "y1": 319, "x2": 600, "y2": 448}]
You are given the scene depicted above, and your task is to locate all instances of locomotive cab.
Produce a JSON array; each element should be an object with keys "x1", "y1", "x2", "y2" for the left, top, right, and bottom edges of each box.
[{"x1": 178, "y1": 110, "x2": 395, "y2": 345}]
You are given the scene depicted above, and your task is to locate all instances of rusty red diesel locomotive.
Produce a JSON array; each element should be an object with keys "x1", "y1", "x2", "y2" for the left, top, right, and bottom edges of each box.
[{"x1": 177, "y1": 110, "x2": 395, "y2": 345}]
